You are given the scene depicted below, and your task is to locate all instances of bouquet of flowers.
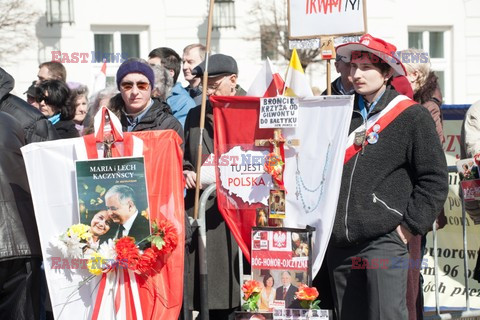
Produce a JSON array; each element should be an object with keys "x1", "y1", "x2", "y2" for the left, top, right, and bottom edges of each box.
[
  {"x1": 50, "y1": 224, "x2": 93, "y2": 259},
  {"x1": 295, "y1": 284, "x2": 321, "y2": 310},
  {"x1": 51, "y1": 219, "x2": 178, "y2": 276},
  {"x1": 241, "y1": 280, "x2": 263, "y2": 311}
]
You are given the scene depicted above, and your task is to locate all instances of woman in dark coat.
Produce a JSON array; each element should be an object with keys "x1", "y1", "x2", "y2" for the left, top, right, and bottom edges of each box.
[{"x1": 35, "y1": 80, "x2": 79, "y2": 139}]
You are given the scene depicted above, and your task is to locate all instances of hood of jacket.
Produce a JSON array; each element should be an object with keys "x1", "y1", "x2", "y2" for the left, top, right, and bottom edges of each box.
[{"x1": 0, "y1": 67, "x2": 15, "y2": 101}]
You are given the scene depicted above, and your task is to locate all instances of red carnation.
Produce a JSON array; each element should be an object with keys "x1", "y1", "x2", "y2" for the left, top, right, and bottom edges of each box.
[
  {"x1": 135, "y1": 248, "x2": 158, "y2": 274},
  {"x1": 115, "y1": 237, "x2": 140, "y2": 269},
  {"x1": 152, "y1": 219, "x2": 178, "y2": 255}
]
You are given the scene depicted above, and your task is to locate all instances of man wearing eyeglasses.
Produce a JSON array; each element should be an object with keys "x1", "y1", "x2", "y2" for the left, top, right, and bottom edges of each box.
[
  {"x1": 183, "y1": 54, "x2": 246, "y2": 319},
  {"x1": 112, "y1": 58, "x2": 183, "y2": 144}
]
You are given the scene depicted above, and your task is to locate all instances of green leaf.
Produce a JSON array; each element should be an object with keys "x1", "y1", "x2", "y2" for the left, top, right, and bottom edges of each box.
[
  {"x1": 311, "y1": 300, "x2": 321, "y2": 310},
  {"x1": 152, "y1": 236, "x2": 165, "y2": 249}
]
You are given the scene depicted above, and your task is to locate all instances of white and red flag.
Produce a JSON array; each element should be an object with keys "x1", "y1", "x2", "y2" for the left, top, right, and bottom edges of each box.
[
  {"x1": 211, "y1": 95, "x2": 353, "y2": 276},
  {"x1": 92, "y1": 59, "x2": 107, "y2": 94},
  {"x1": 21, "y1": 108, "x2": 185, "y2": 319},
  {"x1": 247, "y1": 57, "x2": 285, "y2": 97}
]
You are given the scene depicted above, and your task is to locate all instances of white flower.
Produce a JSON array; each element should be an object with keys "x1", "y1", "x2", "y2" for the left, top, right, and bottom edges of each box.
[
  {"x1": 50, "y1": 235, "x2": 69, "y2": 257},
  {"x1": 98, "y1": 239, "x2": 117, "y2": 260},
  {"x1": 65, "y1": 233, "x2": 86, "y2": 259}
]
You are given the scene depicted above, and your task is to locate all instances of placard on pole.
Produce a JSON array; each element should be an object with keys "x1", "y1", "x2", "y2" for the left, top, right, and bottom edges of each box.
[{"x1": 287, "y1": 0, "x2": 367, "y2": 94}]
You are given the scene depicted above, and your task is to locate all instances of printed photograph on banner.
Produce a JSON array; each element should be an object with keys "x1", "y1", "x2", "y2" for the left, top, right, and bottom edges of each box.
[
  {"x1": 251, "y1": 228, "x2": 311, "y2": 311},
  {"x1": 269, "y1": 189, "x2": 286, "y2": 218},
  {"x1": 75, "y1": 156, "x2": 151, "y2": 249},
  {"x1": 256, "y1": 206, "x2": 270, "y2": 227},
  {"x1": 235, "y1": 311, "x2": 274, "y2": 320},
  {"x1": 273, "y1": 308, "x2": 330, "y2": 320},
  {"x1": 456, "y1": 158, "x2": 479, "y2": 181},
  {"x1": 269, "y1": 217, "x2": 284, "y2": 227}
]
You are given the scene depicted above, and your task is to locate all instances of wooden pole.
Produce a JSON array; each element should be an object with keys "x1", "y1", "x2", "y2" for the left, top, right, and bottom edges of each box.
[
  {"x1": 326, "y1": 59, "x2": 332, "y2": 95},
  {"x1": 321, "y1": 37, "x2": 335, "y2": 95},
  {"x1": 193, "y1": 0, "x2": 215, "y2": 220}
]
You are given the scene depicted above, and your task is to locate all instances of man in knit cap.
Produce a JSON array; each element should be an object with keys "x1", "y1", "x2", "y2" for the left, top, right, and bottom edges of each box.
[{"x1": 110, "y1": 58, "x2": 183, "y2": 142}]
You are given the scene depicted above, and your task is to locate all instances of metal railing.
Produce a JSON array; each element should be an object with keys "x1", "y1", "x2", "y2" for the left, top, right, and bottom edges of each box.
[
  {"x1": 195, "y1": 183, "x2": 245, "y2": 320},
  {"x1": 424, "y1": 166, "x2": 480, "y2": 320}
]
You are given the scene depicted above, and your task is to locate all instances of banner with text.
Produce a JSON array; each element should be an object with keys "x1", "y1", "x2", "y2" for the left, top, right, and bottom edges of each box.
[
  {"x1": 288, "y1": 0, "x2": 367, "y2": 39},
  {"x1": 422, "y1": 105, "x2": 480, "y2": 311}
]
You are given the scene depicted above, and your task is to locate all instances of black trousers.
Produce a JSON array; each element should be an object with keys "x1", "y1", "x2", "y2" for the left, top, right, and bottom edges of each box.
[
  {"x1": 0, "y1": 257, "x2": 41, "y2": 320},
  {"x1": 327, "y1": 230, "x2": 409, "y2": 320}
]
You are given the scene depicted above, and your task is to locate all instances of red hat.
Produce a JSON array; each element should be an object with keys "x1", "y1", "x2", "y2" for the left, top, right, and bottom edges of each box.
[
  {"x1": 391, "y1": 76, "x2": 414, "y2": 99},
  {"x1": 336, "y1": 34, "x2": 406, "y2": 77}
]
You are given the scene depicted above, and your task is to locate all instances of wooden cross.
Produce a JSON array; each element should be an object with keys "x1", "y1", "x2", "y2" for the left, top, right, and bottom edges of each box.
[
  {"x1": 103, "y1": 112, "x2": 114, "y2": 158},
  {"x1": 255, "y1": 128, "x2": 300, "y2": 187}
]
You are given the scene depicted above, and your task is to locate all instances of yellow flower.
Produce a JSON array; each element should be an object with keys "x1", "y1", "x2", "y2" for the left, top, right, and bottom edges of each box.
[
  {"x1": 67, "y1": 224, "x2": 92, "y2": 242},
  {"x1": 87, "y1": 253, "x2": 104, "y2": 276}
]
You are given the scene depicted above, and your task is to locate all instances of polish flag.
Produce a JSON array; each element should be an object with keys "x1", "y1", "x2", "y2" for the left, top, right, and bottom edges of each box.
[
  {"x1": 247, "y1": 57, "x2": 285, "y2": 97},
  {"x1": 92, "y1": 60, "x2": 107, "y2": 94}
]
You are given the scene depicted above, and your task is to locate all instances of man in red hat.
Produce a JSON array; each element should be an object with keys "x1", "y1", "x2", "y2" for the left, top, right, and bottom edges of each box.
[{"x1": 327, "y1": 34, "x2": 448, "y2": 319}]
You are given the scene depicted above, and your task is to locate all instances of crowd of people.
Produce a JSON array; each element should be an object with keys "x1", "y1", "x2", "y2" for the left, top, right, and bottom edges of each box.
[{"x1": 0, "y1": 34, "x2": 478, "y2": 320}]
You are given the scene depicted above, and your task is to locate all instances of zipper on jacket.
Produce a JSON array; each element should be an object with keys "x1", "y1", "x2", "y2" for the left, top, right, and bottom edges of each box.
[
  {"x1": 372, "y1": 193, "x2": 403, "y2": 216},
  {"x1": 344, "y1": 153, "x2": 361, "y2": 242}
]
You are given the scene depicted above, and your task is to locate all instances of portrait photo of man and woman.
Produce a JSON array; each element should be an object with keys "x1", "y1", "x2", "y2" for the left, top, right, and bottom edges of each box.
[
  {"x1": 75, "y1": 157, "x2": 151, "y2": 251},
  {"x1": 252, "y1": 269, "x2": 307, "y2": 311}
]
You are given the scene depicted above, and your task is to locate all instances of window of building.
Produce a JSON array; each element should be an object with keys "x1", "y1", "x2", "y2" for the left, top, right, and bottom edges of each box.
[
  {"x1": 91, "y1": 26, "x2": 148, "y2": 87},
  {"x1": 213, "y1": 0, "x2": 236, "y2": 29},
  {"x1": 93, "y1": 32, "x2": 140, "y2": 63},
  {"x1": 408, "y1": 28, "x2": 452, "y2": 103},
  {"x1": 261, "y1": 25, "x2": 278, "y2": 60},
  {"x1": 91, "y1": 26, "x2": 147, "y2": 64}
]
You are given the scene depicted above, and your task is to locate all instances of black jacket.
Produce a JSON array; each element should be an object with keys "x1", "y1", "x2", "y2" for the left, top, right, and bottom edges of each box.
[
  {"x1": 0, "y1": 111, "x2": 42, "y2": 261},
  {"x1": 54, "y1": 119, "x2": 79, "y2": 139},
  {"x1": 0, "y1": 67, "x2": 59, "y2": 143},
  {"x1": 119, "y1": 98, "x2": 184, "y2": 149},
  {"x1": 331, "y1": 87, "x2": 448, "y2": 247}
]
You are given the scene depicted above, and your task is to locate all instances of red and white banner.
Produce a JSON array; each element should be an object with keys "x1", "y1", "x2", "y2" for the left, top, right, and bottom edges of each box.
[
  {"x1": 21, "y1": 110, "x2": 185, "y2": 319},
  {"x1": 211, "y1": 95, "x2": 353, "y2": 276}
]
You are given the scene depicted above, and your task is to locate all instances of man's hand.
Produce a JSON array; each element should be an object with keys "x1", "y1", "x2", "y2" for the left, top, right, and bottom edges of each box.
[
  {"x1": 183, "y1": 170, "x2": 197, "y2": 189},
  {"x1": 396, "y1": 225, "x2": 413, "y2": 244}
]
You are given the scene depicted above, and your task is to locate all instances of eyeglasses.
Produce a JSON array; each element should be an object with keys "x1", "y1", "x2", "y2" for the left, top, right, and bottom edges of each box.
[
  {"x1": 35, "y1": 94, "x2": 50, "y2": 104},
  {"x1": 206, "y1": 76, "x2": 229, "y2": 92},
  {"x1": 120, "y1": 81, "x2": 150, "y2": 91}
]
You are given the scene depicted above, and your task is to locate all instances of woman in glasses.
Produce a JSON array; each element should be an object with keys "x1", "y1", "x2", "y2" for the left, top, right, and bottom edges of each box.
[{"x1": 35, "y1": 80, "x2": 79, "y2": 139}]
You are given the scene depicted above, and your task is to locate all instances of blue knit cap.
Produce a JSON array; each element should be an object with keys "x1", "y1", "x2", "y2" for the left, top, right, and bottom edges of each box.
[{"x1": 116, "y1": 59, "x2": 155, "y2": 90}]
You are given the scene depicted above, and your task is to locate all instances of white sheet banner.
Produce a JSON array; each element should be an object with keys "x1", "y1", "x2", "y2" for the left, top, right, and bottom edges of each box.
[
  {"x1": 21, "y1": 137, "x2": 143, "y2": 319},
  {"x1": 283, "y1": 95, "x2": 354, "y2": 277}
]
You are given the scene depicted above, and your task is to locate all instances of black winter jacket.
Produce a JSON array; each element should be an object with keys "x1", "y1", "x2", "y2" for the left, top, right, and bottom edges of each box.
[
  {"x1": 54, "y1": 119, "x2": 79, "y2": 139},
  {"x1": 0, "y1": 111, "x2": 42, "y2": 261},
  {"x1": 0, "y1": 67, "x2": 59, "y2": 143},
  {"x1": 119, "y1": 98, "x2": 184, "y2": 150},
  {"x1": 331, "y1": 87, "x2": 448, "y2": 247}
]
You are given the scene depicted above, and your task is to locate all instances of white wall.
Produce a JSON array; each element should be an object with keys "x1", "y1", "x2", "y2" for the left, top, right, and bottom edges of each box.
[{"x1": 2, "y1": 0, "x2": 479, "y2": 104}]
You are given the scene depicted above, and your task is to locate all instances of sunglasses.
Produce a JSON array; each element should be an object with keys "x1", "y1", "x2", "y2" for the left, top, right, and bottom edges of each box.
[
  {"x1": 35, "y1": 94, "x2": 50, "y2": 104},
  {"x1": 120, "y1": 81, "x2": 150, "y2": 91}
]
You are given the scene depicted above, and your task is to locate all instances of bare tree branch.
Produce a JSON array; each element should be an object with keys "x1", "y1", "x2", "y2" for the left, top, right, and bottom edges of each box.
[
  {"x1": 245, "y1": 0, "x2": 321, "y2": 70},
  {"x1": 0, "y1": 0, "x2": 41, "y2": 62}
]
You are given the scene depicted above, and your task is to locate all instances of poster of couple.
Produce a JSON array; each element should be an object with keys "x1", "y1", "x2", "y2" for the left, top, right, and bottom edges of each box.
[
  {"x1": 75, "y1": 156, "x2": 151, "y2": 251},
  {"x1": 250, "y1": 228, "x2": 312, "y2": 312}
]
